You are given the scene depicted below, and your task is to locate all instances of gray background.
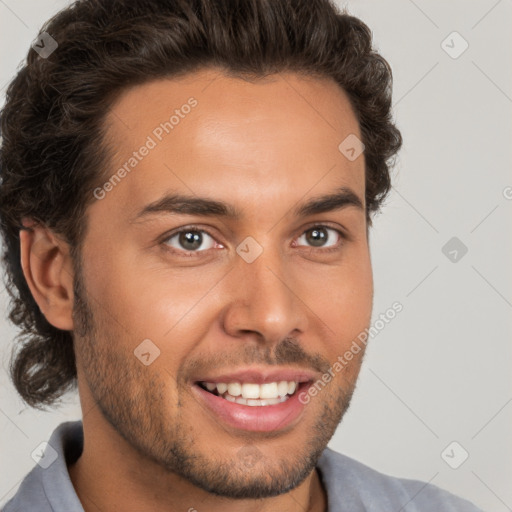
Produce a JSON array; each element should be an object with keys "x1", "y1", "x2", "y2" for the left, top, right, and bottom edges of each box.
[{"x1": 1, "y1": 1, "x2": 511, "y2": 510}]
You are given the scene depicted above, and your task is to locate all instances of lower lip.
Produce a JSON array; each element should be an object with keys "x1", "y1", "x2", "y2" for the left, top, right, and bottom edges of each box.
[{"x1": 192, "y1": 382, "x2": 312, "y2": 432}]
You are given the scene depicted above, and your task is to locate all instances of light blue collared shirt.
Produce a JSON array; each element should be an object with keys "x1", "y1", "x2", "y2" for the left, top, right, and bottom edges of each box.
[{"x1": 2, "y1": 421, "x2": 484, "y2": 511}]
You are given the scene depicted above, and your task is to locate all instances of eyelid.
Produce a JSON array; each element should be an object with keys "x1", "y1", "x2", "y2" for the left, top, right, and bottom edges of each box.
[{"x1": 299, "y1": 221, "x2": 348, "y2": 240}]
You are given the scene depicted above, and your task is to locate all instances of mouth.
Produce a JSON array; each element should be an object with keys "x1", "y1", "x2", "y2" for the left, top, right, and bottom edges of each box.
[
  {"x1": 197, "y1": 379, "x2": 302, "y2": 406},
  {"x1": 191, "y1": 373, "x2": 314, "y2": 432}
]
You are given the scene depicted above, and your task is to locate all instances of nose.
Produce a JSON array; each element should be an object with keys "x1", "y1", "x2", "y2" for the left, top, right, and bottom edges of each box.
[{"x1": 221, "y1": 243, "x2": 309, "y2": 345}]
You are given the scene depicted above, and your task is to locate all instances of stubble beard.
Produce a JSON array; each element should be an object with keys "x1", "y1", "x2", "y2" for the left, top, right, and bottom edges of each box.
[{"x1": 71, "y1": 261, "x2": 360, "y2": 499}]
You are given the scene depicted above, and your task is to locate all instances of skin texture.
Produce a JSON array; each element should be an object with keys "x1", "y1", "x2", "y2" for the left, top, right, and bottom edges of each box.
[{"x1": 19, "y1": 68, "x2": 373, "y2": 512}]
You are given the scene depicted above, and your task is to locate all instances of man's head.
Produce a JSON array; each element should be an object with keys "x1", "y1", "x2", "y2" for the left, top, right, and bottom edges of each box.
[{"x1": 0, "y1": 0, "x2": 401, "y2": 501}]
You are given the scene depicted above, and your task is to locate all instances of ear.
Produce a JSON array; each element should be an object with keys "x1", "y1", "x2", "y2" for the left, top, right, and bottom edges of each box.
[{"x1": 19, "y1": 218, "x2": 75, "y2": 331}]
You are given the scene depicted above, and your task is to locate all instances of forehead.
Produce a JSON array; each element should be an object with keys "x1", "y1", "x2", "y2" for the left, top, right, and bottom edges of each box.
[{"x1": 96, "y1": 68, "x2": 365, "y2": 221}]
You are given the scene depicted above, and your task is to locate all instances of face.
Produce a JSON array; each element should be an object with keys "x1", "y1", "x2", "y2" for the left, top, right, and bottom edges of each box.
[{"x1": 72, "y1": 68, "x2": 373, "y2": 499}]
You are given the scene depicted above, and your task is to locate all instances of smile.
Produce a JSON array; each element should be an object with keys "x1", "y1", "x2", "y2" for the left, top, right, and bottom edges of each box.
[{"x1": 199, "y1": 380, "x2": 299, "y2": 406}]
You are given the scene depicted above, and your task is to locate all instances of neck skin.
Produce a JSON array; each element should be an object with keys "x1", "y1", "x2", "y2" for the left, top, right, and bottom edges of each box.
[{"x1": 68, "y1": 405, "x2": 328, "y2": 512}]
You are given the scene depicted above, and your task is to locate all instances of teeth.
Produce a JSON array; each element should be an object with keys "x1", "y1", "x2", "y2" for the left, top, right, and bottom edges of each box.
[
  {"x1": 277, "y1": 381, "x2": 289, "y2": 396},
  {"x1": 241, "y1": 383, "x2": 260, "y2": 399},
  {"x1": 259, "y1": 382, "x2": 278, "y2": 399},
  {"x1": 216, "y1": 383, "x2": 228, "y2": 394},
  {"x1": 201, "y1": 380, "x2": 299, "y2": 401},
  {"x1": 227, "y1": 382, "x2": 242, "y2": 397},
  {"x1": 233, "y1": 395, "x2": 289, "y2": 406}
]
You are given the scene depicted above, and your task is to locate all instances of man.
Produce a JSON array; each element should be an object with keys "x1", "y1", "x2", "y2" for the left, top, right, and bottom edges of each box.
[{"x1": 0, "y1": 0, "x2": 483, "y2": 510}]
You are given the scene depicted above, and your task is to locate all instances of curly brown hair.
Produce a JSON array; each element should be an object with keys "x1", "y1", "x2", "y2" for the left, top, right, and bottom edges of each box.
[{"x1": 0, "y1": 0, "x2": 402, "y2": 409}]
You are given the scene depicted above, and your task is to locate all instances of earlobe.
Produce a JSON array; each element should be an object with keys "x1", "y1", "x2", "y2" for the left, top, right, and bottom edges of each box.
[{"x1": 19, "y1": 218, "x2": 75, "y2": 331}]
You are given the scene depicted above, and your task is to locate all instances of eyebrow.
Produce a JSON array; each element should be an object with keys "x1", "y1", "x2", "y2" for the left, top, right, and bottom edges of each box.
[{"x1": 131, "y1": 185, "x2": 364, "y2": 223}]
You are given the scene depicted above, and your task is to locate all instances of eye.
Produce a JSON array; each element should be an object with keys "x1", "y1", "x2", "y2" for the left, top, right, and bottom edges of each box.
[
  {"x1": 163, "y1": 228, "x2": 219, "y2": 254},
  {"x1": 161, "y1": 223, "x2": 345, "y2": 258},
  {"x1": 295, "y1": 225, "x2": 343, "y2": 250}
]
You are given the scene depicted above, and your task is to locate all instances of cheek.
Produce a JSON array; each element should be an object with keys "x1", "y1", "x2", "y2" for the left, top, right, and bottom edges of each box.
[
  {"x1": 83, "y1": 242, "x2": 196, "y2": 333},
  {"x1": 308, "y1": 254, "x2": 373, "y2": 341},
  {"x1": 82, "y1": 246, "x2": 230, "y2": 374},
  {"x1": 326, "y1": 255, "x2": 373, "y2": 384}
]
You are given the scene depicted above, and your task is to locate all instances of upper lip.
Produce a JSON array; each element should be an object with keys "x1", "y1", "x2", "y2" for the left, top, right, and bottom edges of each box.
[{"x1": 194, "y1": 367, "x2": 317, "y2": 385}]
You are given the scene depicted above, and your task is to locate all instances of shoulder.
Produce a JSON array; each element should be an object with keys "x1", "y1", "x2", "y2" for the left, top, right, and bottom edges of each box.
[
  {"x1": 2, "y1": 464, "x2": 51, "y2": 512},
  {"x1": 316, "y1": 447, "x2": 485, "y2": 512},
  {"x1": 2, "y1": 421, "x2": 84, "y2": 512}
]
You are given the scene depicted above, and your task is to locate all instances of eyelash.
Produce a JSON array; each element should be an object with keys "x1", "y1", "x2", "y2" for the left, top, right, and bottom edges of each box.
[{"x1": 160, "y1": 224, "x2": 346, "y2": 258}]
